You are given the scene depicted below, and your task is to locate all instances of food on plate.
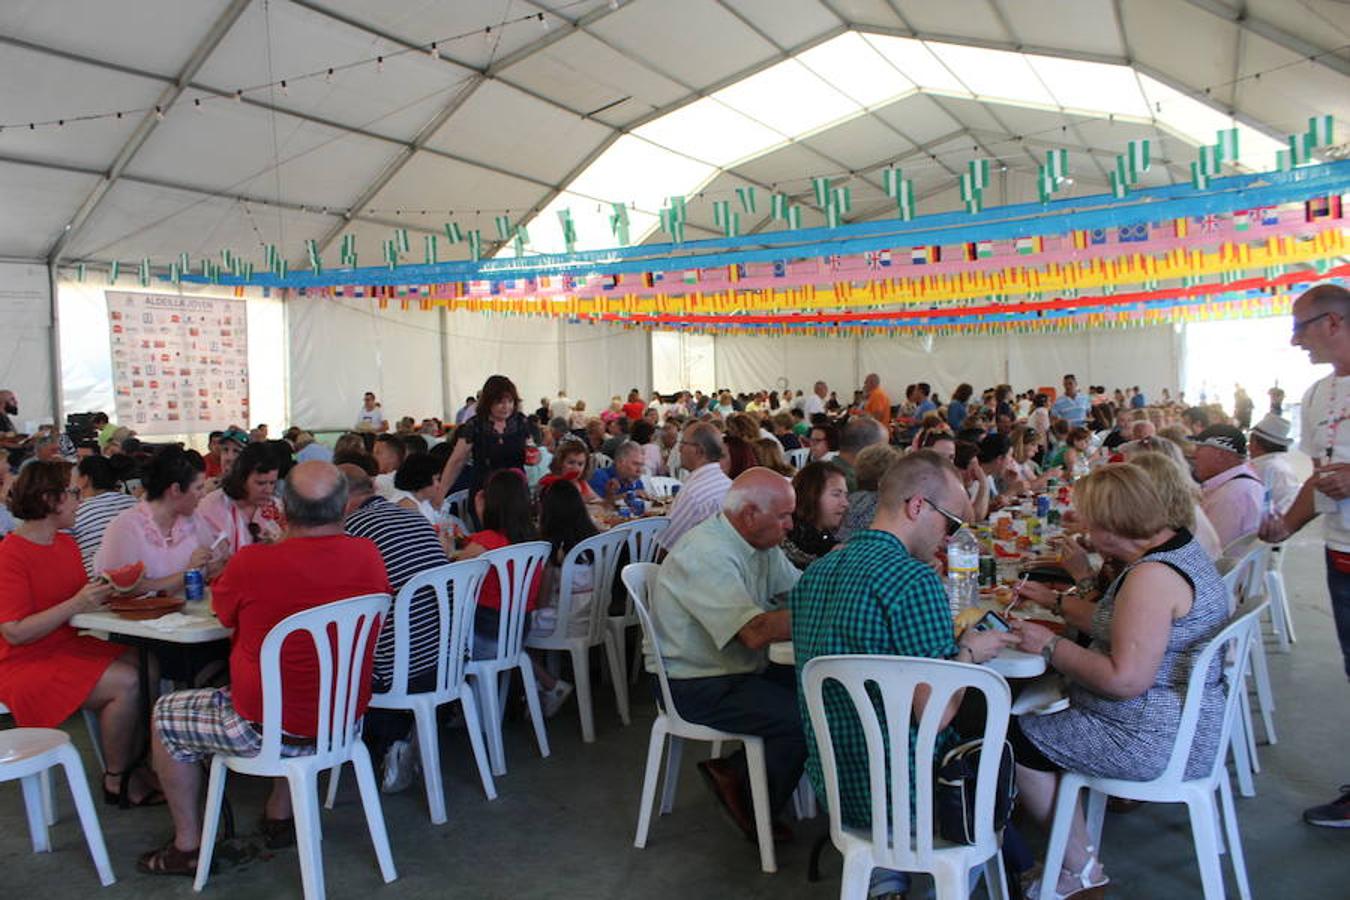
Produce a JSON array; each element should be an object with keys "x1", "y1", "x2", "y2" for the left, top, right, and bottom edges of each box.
[
  {"x1": 953, "y1": 606, "x2": 986, "y2": 636},
  {"x1": 979, "y1": 584, "x2": 1014, "y2": 606},
  {"x1": 99, "y1": 561, "x2": 145, "y2": 594}
]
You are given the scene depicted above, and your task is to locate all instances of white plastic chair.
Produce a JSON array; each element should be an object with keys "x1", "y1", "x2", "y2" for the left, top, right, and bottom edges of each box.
[
  {"x1": 786, "y1": 447, "x2": 811, "y2": 469},
  {"x1": 194, "y1": 594, "x2": 396, "y2": 900},
  {"x1": 641, "y1": 475, "x2": 681, "y2": 499},
  {"x1": 592, "y1": 452, "x2": 614, "y2": 471},
  {"x1": 624, "y1": 563, "x2": 778, "y2": 873},
  {"x1": 1221, "y1": 548, "x2": 1276, "y2": 799},
  {"x1": 0, "y1": 702, "x2": 106, "y2": 826},
  {"x1": 325, "y1": 560, "x2": 496, "y2": 824},
  {"x1": 525, "y1": 530, "x2": 631, "y2": 741},
  {"x1": 1266, "y1": 544, "x2": 1295, "y2": 649},
  {"x1": 0, "y1": 728, "x2": 115, "y2": 886},
  {"x1": 464, "y1": 541, "x2": 552, "y2": 776},
  {"x1": 801, "y1": 655, "x2": 1012, "y2": 900},
  {"x1": 1038, "y1": 599, "x2": 1268, "y2": 900},
  {"x1": 441, "y1": 489, "x2": 470, "y2": 523},
  {"x1": 606, "y1": 517, "x2": 671, "y2": 686}
]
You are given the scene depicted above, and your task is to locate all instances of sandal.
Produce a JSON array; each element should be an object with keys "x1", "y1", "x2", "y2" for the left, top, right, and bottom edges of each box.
[
  {"x1": 258, "y1": 816, "x2": 296, "y2": 850},
  {"x1": 103, "y1": 769, "x2": 167, "y2": 808},
  {"x1": 1024, "y1": 848, "x2": 1109, "y2": 900},
  {"x1": 136, "y1": 840, "x2": 200, "y2": 877}
]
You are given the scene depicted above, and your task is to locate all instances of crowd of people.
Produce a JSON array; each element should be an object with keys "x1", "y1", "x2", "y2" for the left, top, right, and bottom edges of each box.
[{"x1": 0, "y1": 283, "x2": 1344, "y2": 894}]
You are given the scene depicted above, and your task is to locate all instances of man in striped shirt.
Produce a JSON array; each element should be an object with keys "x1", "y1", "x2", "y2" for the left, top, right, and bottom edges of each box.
[
  {"x1": 339, "y1": 464, "x2": 450, "y2": 793},
  {"x1": 657, "y1": 422, "x2": 731, "y2": 553}
]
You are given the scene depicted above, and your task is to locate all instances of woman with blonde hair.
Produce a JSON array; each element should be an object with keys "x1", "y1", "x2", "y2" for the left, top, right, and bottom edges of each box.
[
  {"x1": 1119, "y1": 447, "x2": 1222, "y2": 559},
  {"x1": 753, "y1": 437, "x2": 795, "y2": 477},
  {"x1": 836, "y1": 444, "x2": 901, "y2": 542}
]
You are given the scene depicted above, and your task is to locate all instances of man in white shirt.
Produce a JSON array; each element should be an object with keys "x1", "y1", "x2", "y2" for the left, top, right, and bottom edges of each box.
[
  {"x1": 1262, "y1": 283, "x2": 1350, "y2": 828},
  {"x1": 549, "y1": 391, "x2": 572, "y2": 422},
  {"x1": 800, "y1": 380, "x2": 827, "y2": 418},
  {"x1": 355, "y1": 392, "x2": 388, "y2": 432},
  {"x1": 1248, "y1": 414, "x2": 1299, "y2": 515},
  {"x1": 658, "y1": 422, "x2": 732, "y2": 552}
]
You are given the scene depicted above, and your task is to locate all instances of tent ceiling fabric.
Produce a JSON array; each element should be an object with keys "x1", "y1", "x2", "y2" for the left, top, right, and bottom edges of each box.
[{"x1": 0, "y1": 0, "x2": 1346, "y2": 265}]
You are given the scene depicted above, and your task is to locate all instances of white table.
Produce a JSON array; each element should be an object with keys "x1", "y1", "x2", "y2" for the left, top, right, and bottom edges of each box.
[
  {"x1": 71, "y1": 605, "x2": 231, "y2": 644},
  {"x1": 767, "y1": 641, "x2": 1046, "y2": 679}
]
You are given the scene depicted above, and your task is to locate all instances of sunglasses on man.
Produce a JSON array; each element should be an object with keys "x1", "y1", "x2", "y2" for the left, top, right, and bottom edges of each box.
[{"x1": 922, "y1": 496, "x2": 966, "y2": 537}]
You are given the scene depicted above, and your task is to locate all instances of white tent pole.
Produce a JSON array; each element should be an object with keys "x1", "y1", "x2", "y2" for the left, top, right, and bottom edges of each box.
[{"x1": 45, "y1": 262, "x2": 64, "y2": 426}]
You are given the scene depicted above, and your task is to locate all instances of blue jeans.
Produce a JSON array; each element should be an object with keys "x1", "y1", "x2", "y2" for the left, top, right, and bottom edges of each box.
[
  {"x1": 664, "y1": 664, "x2": 806, "y2": 816},
  {"x1": 1326, "y1": 549, "x2": 1350, "y2": 680}
]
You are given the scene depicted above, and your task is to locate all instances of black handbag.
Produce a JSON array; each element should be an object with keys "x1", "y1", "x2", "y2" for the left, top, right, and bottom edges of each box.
[{"x1": 935, "y1": 738, "x2": 1017, "y2": 844}]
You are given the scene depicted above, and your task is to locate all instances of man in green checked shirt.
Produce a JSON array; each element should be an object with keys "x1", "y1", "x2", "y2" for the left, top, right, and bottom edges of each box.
[{"x1": 790, "y1": 452, "x2": 1016, "y2": 900}]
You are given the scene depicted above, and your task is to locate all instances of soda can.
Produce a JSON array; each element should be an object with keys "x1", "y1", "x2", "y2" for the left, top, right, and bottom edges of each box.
[
  {"x1": 1035, "y1": 494, "x2": 1050, "y2": 518},
  {"x1": 184, "y1": 568, "x2": 205, "y2": 602}
]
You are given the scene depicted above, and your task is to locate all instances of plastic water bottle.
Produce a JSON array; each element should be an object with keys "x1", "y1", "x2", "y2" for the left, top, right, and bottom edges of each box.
[{"x1": 946, "y1": 525, "x2": 981, "y2": 618}]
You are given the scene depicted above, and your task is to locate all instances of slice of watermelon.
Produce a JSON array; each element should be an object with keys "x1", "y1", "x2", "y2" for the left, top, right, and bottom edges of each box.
[{"x1": 101, "y1": 561, "x2": 146, "y2": 593}]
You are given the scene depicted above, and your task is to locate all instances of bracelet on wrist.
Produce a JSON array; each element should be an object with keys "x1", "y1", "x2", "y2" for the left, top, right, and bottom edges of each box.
[
  {"x1": 1075, "y1": 576, "x2": 1096, "y2": 596},
  {"x1": 1053, "y1": 591, "x2": 1065, "y2": 617}
]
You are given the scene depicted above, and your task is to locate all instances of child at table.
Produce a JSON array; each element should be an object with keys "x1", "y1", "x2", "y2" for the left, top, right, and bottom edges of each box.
[
  {"x1": 456, "y1": 469, "x2": 541, "y2": 658},
  {"x1": 526, "y1": 479, "x2": 600, "y2": 717}
]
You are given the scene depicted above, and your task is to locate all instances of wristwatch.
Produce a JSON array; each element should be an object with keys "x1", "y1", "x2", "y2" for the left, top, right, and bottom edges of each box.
[
  {"x1": 1041, "y1": 635, "x2": 1063, "y2": 667},
  {"x1": 1075, "y1": 576, "x2": 1096, "y2": 596}
]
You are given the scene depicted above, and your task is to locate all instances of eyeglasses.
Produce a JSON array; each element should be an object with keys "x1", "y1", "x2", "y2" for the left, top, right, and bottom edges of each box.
[
  {"x1": 921, "y1": 496, "x2": 966, "y2": 537},
  {"x1": 1292, "y1": 311, "x2": 1334, "y2": 336}
]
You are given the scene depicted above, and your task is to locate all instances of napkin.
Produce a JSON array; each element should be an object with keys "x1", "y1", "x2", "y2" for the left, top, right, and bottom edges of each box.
[{"x1": 144, "y1": 612, "x2": 197, "y2": 632}]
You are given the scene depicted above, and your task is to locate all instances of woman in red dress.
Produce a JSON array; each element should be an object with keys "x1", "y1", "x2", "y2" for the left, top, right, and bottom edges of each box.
[{"x1": 0, "y1": 460, "x2": 160, "y2": 804}]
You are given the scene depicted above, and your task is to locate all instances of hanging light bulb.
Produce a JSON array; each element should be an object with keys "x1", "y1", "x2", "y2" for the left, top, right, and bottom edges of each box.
[
  {"x1": 193, "y1": 97, "x2": 202, "y2": 111},
  {"x1": 326, "y1": 67, "x2": 334, "y2": 83},
  {"x1": 538, "y1": 12, "x2": 548, "y2": 30},
  {"x1": 154, "y1": 105, "x2": 164, "y2": 121},
  {"x1": 429, "y1": 41, "x2": 439, "y2": 59},
  {"x1": 235, "y1": 89, "x2": 244, "y2": 102},
  {"x1": 280, "y1": 79, "x2": 288, "y2": 96},
  {"x1": 484, "y1": 25, "x2": 493, "y2": 44},
  {"x1": 377, "y1": 55, "x2": 384, "y2": 73}
]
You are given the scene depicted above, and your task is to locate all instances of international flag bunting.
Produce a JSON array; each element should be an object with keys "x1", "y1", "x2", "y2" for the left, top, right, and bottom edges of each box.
[
  {"x1": 305, "y1": 239, "x2": 321, "y2": 273},
  {"x1": 423, "y1": 234, "x2": 437, "y2": 265},
  {"x1": 770, "y1": 192, "x2": 789, "y2": 220},
  {"x1": 1127, "y1": 140, "x2": 1150, "y2": 180},
  {"x1": 1190, "y1": 161, "x2": 1209, "y2": 190},
  {"x1": 1215, "y1": 128, "x2": 1239, "y2": 162},
  {"x1": 609, "y1": 202, "x2": 630, "y2": 246},
  {"x1": 882, "y1": 167, "x2": 902, "y2": 198},
  {"x1": 1308, "y1": 115, "x2": 1334, "y2": 147},
  {"x1": 1014, "y1": 236, "x2": 1042, "y2": 256},
  {"x1": 1306, "y1": 195, "x2": 1344, "y2": 221},
  {"x1": 467, "y1": 230, "x2": 482, "y2": 262},
  {"x1": 1172, "y1": 218, "x2": 1189, "y2": 238},
  {"x1": 735, "y1": 186, "x2": 756, "y2": 214},
  {"x1": 557, "y1": 208, "x2": 576, "y2": 253},
  {"x1": 444, "y1": 222, "x2": 462, "y2": 244},
  {"x1": 812, "y1": 177, "x2": 831, "y2": 209},
  {"x1": 911, "y1": 245, "x2": 939, "y2": 265}
]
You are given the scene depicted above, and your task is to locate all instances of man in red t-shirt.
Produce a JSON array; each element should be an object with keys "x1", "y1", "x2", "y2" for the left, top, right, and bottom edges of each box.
[
  {"x1": 140, "y1": 461, "x2": 391, "y2": 877},
  {"x1": 621, "y1": 388, "x2": 647, "y2": 421}
]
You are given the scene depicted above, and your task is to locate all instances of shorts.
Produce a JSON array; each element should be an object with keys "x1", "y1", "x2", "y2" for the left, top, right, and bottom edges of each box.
[{"x1": 154, "y1": 688, "x2": 312, "y2": 764}]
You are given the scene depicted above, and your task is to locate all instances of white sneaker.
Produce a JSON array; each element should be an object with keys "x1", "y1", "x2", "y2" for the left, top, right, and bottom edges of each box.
[
  {"x1": 540, "y1": 680, "x2": 574, "y2": 718},
  {"x1": 380, "y1": 736, "x2": 419, "y2": 794}
]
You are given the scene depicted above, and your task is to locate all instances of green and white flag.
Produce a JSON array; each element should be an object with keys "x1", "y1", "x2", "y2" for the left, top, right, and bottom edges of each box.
[
  {"x1": 444, "y1": 222, "x2": 462, "y2": 244},
  {"x1": 786, "y1": 205, "x2": 802, "y2": 229},
  {"x1": 467, "y1": 230, "x2": 482, "y2": 261},
  {"x1": 1126, "y1": 140, "x2": 1149, "y2": 180},
  {"x1": 169, "y1": 262, "x2": 180, "y2": 284},
  {"x1": 1037, "y1": 166, "x2": 1057, "y2": 203},
  {"x1": 424, "y1": 234, "x2": 437, "y2": 265},
  {"x1": 512, "y1": 225, "x2": 529, "y2": 257},
  {"x1": 75, "y1": 263, "x2": 85, "y2": 282},
  {"x1": 1046, "y1": 148, "x2": 1069, "y2": 182},
  {"x1": 178, "y1": 252, "x2": 190, "y2": 272},
  {"x1": 968, "y1": 158, "x2": 990, "y2": 190},
  {"x1": 831, "y1": 186, "x2": 852, "y2": 214},
  {"x1": 1308, "y1": 115, "x2": 1334, "y2": 147},
  {"x1": 1110, "y1": 169, "x2": 1128, "y2": 199},
  {"x1": 735, "y1": 186, "x2": 756, "y2": 214},
  {"x1": 1190, "y1": 161, "x2": 1209, "y2": 190},
  {"x1": 895, "y1": 179, "x2": 913, "y2": 220},
  {"x1": 384, "y1": 239, "x2": 398, "y2": 270},
  {"x1": 494, "y1": 215, "x2": 512, "y2": 240},
  {"x1": 395, "y1": 228, "x2": 410, "y2": 254},
  {"x1": 557, "y1": 209, "x2": 577, "y2": 253},
  {"x1": 811, "y1": 176, "x2": 831, "y2": 208},
  {"x1": 1288, "y1": 131, "x2": 1313, "y2": 165},
  {"x1": 1215, "y1": 128, "x2": 1239, "y2": 162},
  {"x1": 721, "y1": 211, "x2": 740, "y2": 238},
  {"x1": 825, "y1": 203, "x2": 843, "y2": 229},
  {"x1": 1113, "y1": 155, "x2": 1129, "y2": 187},
  {"x1": 770, "y1": 192, "x2": 789, "y2": 220},
  {"x1": 265, "y1": 244, "x2": 278, "y2": 269},
  {"x1": 609, "y1": 203, "x2": 630, "y2": 246},
  {"x1": 340, "y1": 234, "x2": 356, "y2": 264},
  {"x1": 882, "y1": 167, "x2": 902, "y2": 199},
  {"x1": 138, "y1": 258, "x2": 150, "y2": 287},
  {"x1": 712, "y1": 199, "x2": 732, "y2": 229},
  {"x1": 273, "y1": 259, "x2": 285, "y2": 280},
  {"x1": 964, "y1": 195, "x2": 982, "y2": 214},
  {"x1": 1198, "y1": 144, "x2": 1222, "y2": 176},
  {"x1": 959, "y1": 172, "x2": 981, "y2": 202},
  {"x1": 668, "y1": 196, "x2": 687, "y2": 220},
  {"x1": 305, "y1": 239, "x2": 321, "y2": 273},
  {"x1": 659, "y1": 207, "x2": 685, "y2": 243}
]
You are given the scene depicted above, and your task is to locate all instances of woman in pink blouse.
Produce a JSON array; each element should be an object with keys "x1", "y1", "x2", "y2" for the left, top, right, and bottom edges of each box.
[
  {"x1": 93, "y1": 448, "x2": 221, "y2": 593},
  {"x1": 194, "y1": 443, "x2": 283, "y2": 560}
]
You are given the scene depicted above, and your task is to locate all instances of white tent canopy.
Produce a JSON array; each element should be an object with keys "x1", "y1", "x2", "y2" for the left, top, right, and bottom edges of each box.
[{"x1": 1, "y1": 0, "x2": 1345, "y2": 427}]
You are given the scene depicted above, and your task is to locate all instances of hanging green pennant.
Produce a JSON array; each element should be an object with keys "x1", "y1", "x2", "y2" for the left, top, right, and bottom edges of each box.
[
  {"x1": 557, "y1": 208, "x2": 576, "y2": 253},
  {"x1": 1046, "y1": 148, "x2": 1069, "y2": 182},
  {"x1": 735, "y1": 186, "x2": 756, "y2": 214},
  {"x1": 786, "y1": 205, "x2": 802, "y2": 229},
  {"x1": 467, "y1": 230, "x2": 482, "y2": 261},
  {"x1": 1288, "y1": 131, "x2": 1312, "y2": 165},
  {"x1": 668, "y1": 196, "x2": 686, "y2": 220},
  {"x1": 395, "y1": 228, "x2": 410, "y2": 254},
  {"x1": 75, "y1": 263, "x2": 85, "y2": 282},
  {"x1": 1308, "y1": 115, "x2": 1334, "y2": 147},
  {"x1": 1126, "y1": 140, "x2": 1149, "y2": 182},
  {"x1": 895, "y1": 180, "x2": 914, "y2": 221},
  {"x1": 832, "y1": 186, "x2": 851, "y2": 214},
  {"x1": 424, "y1": 234, "x2": 437, "y2": 265},
  {"x1": 882, "y1": 167, "x2": 902, "y2": 198},
  {"x1": 811, "y1": 177, "x2": 831, "y2": 208},
  {"x1": 305, "y1": 239, "x2": 321, "y2": 274},
  {"x1": 1190, "y1": 161, "x2": 1209, "y2": 190},
  {"x1": 494, "y1": 215, "x2": 511, "y2": 240},
  {"x1": 178, "y1": 252, "x2": 190, "y2": 273},
  {"x1": 771, "y1": 192, "x2": 790, "y2": 219},
  {"x1": 968, "y1": 158, "x2": 990, "y2": 190},
  {"x1": 512, "y1": 224, "x2": 529, "y2": 257},
  {"x1": 384, "y1": 239, "x2": 398, "y2": 270},
  {"x1": 138, "y1": 258, "x2": 150, "y2": 287},
  {"x1": 1198, "y1": 144, "x2": 1222, "y2": 176},
  {"x1": 1215, "y1": 128, "x2": 1239, "y2": 162},
  {"x1": 1110, "y1": 169, "x2": 1128, "y2": 198},
  {"x1": 609, "y1": 203, "x2": 630, "y2": 246},
  {"x1": 340, "y1": 234, "x2": 356, "y2": 265},
  {"x1": 444, "y1": 222, "x2": 462, "y2": 244},
  {"x1": 712, "y1": 199, "x2": 732, "y2": 229}
]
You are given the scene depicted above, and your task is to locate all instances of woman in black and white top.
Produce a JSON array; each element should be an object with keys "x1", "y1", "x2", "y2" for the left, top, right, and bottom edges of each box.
[{"x1": 72, "y1": 455, "x2": 138, "y2": 576}]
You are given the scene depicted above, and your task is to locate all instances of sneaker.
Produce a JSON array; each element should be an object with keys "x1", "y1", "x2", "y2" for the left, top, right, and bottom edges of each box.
[
  {"x1": 1303, "y1": 785, "x2": 1350, "y2": 828},
  {"x1": 380, "y1": 737, "x2": 418, "y2": 794},
  {"x1": 540, "y1": 680, "x2": 574, "y2": 718}
]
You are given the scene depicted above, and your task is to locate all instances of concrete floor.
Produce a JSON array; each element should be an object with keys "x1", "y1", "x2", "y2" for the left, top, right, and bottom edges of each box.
[{"x1": 3, "y1": 526, "x2": 1347, "y2": 899}]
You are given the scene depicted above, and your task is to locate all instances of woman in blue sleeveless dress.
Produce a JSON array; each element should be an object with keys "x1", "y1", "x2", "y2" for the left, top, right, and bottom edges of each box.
[{"x1": 1008, "y1": 464, "x2": 1230, "y2": 898}]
